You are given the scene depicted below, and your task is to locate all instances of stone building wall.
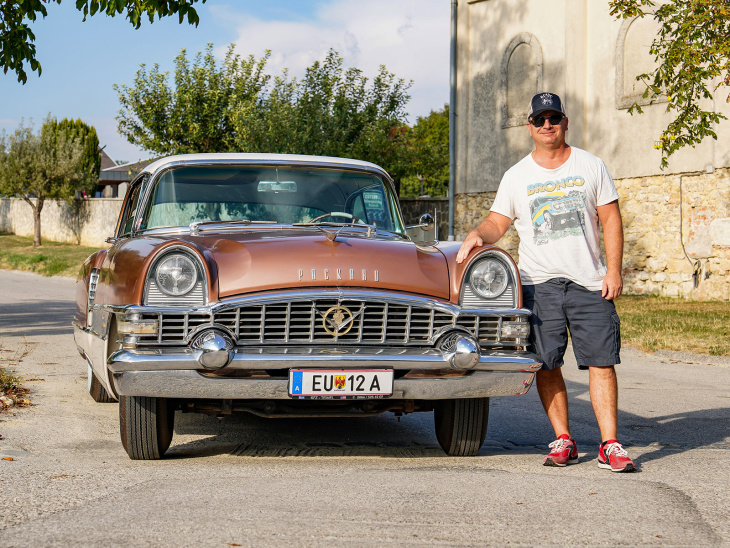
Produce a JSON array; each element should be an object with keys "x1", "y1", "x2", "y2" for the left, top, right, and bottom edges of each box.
[
  {"x1": 0, "y1": 198, "x2": 123, "y2": 248},
  {"x1": 399, "y1": 197, "x2": 449, "y2": 240},
  {"x1": 455, "y1": 169, "x2": 730, "y2": 300}
]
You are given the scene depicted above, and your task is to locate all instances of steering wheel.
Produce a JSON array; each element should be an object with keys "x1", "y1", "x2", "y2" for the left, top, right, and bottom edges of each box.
[{"x1": 310, "y1": 211, "x2": 363, "y2": 224}]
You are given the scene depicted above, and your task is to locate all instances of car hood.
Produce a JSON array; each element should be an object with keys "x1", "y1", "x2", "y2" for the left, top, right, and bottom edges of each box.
[{"x1": 190, "y1": 229, "x2": 451, "y2": 300}]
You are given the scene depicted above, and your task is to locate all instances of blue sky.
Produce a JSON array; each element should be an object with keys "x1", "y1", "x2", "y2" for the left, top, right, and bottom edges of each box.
[{"x1": 0, "y1": 0, "x2": 450, "y2": 163}]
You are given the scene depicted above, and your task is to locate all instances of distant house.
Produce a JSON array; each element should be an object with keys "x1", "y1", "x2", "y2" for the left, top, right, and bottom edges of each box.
[{"x1": 96, "y1": 147, "x2": 155, "y2": 198}]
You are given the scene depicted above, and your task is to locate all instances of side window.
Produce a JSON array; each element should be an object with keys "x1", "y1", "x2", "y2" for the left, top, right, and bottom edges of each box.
[{"x1": 118, "y1": 181, "x2": 143, "y2": 236}]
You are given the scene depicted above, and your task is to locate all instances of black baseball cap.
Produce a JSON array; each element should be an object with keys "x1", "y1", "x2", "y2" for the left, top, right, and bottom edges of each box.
[{"x1": 528, "y1": 93, "x2": 566, "y2": 120}]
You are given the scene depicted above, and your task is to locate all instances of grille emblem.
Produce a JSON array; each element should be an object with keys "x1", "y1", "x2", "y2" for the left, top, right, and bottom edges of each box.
[{"x1": 321, "y1": 305, "x2": 359, "y2": 336}]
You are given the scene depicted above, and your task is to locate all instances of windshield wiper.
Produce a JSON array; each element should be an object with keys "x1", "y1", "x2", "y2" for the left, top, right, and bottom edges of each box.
[
  {"x1": 292, "y1": 222, "x2": 377, "y2": 241},
  {"x1": 189, "y1": 219, "x2": 277, "y2": 235}
]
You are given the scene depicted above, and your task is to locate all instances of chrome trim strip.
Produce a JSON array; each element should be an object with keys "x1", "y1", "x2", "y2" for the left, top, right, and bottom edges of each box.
[
  {"x1": 95, "y1": 290, "x2": 532, "y2": 318},
  {"x1": 107, "y1": 346, "x2": 541, "y2": 372},
  {"x1": 112, "y1": 369, "x2": 536, "y2": 400}
]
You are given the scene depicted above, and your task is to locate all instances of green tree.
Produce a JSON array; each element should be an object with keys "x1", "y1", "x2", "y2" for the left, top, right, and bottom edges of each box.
[
  {"x1": 52, "y1": 118, "x2": 101, "y2": 187},
  {"x1": 400, "y1": 105, "x2": 450, "y2": 197},
  {"x1": 0, "y1": 117, "x2": 96, "y2": 247},
  {"x1": 234, "y1": 50, "x2": 413, "y2": 186},
  {"x1": 610, "y1": 0, "x2": 730, "y2": 169},
  {"x1": 1, "y1": 0, "x2": 206, "y2": 84},
  {"x1": 116, "y1": 46, "x2": 414, "y2": 188},
  {"x1": 115, "y1": 44, "x2": 270, "y2": 154}
]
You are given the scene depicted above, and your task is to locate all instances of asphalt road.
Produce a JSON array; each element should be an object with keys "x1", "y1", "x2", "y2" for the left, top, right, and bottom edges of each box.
[{"x1": 1, "y1": 270, "x2": 729, "y2": 547}]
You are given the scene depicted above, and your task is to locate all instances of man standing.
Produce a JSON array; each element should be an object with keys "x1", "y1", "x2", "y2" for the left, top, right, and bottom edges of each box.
[{"x1": 456, "y1": 92, "x2": 635, "y2": 472}]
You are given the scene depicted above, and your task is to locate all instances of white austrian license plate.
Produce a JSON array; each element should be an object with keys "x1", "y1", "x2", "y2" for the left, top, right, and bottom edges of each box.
[{"x1": 288, "y1": 369, "x2": 393, "y2": 399}]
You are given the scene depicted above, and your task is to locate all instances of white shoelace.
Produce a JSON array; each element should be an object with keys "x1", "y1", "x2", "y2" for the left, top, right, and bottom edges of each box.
[
  {"x1": 548, "y1": 438, "x2": 569, "y2": 450},
  {"x1": 604, "y1": 442, "x2": 628, "y2": 457}
]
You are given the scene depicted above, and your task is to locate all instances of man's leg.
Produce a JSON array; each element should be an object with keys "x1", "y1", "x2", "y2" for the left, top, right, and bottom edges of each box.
[
  {"x1": 536, "y1": 367, "x2": 571, "y2": 437},
  {"x1": 588, "y1": 365, "x2": 618, "y2": 441},
  {"x1": 589, "y1": 365, "x2": 635, "y2": 471},
  {"x1": 537, "y1": 367, "x2": 578, "y2": 466}
]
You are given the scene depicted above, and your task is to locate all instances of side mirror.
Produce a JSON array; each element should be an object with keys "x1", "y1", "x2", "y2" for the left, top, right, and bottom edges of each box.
[{"x1": 406, "y1": 213, "x2": 435, "y2": 232}]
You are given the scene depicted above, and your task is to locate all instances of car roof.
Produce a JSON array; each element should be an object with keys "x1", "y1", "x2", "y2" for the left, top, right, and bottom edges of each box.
[{"x1": 142, "y1": 153, "x2": 391, "y2": 179}]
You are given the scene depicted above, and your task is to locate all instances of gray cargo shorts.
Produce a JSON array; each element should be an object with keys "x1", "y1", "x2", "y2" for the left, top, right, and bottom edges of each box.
[{"x1": 522, "y1": 278, "x2": 621, "y2": 370}]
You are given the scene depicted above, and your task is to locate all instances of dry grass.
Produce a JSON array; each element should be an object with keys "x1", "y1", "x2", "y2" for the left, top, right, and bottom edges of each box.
[
  {"x1": 0, "y1": 233, "x2": 101, "y2": 278},
  {"x1": 615, "y1": 296, "x2": 730, "y2": 356}
]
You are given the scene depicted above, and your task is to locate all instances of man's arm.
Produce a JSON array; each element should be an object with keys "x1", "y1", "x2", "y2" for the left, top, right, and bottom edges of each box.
[
  {"x1": 456, "y1": 212, "x2": 512, "y2": 264},
  {"x1": 597, "y1": 200, "x2": 624, "y2": 300}
]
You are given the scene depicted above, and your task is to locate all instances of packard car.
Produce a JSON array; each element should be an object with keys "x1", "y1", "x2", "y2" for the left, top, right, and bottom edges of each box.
[{"x1": 73, "y1": 154, "x2": 540, "y2": 460}]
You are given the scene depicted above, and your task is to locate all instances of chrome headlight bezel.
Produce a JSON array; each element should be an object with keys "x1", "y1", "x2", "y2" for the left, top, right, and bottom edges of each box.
[
  {"x1": 460, "y1": 251, "x2": 518, "y2": 309},
  {"x1": 144, "y1": 246, "x2": 208, "y2": 306}
]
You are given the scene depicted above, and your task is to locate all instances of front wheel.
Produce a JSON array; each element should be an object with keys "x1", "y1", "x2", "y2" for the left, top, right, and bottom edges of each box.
[
  {"x1": 119, "y1": 396, "x2": 175, "y2": 460},
  {"x1": 434, "y1": 398, "x2": 489, "y2": 456}
]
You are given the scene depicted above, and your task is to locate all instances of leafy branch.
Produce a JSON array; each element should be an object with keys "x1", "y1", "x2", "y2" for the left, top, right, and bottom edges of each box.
[{"x1": 610, "y1": 0, "x2": 729, "y2": 169}]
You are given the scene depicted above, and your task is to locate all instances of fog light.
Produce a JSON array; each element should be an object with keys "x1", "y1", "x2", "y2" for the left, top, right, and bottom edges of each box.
[
  {"x1": 192, "y1": 330, "x2": 234, "y2": 370},
  {"x1": 501, "y1": 321, "x2": 530, "y2": 339},
  {"x1": 117, "y1": 313, "x2": 159, "y2": 335}
]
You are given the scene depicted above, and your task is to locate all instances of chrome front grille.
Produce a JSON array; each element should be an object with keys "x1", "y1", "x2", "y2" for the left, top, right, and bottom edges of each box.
[
  {"x1": 213, "y1": 300, "x2": 456, "y2": 345},
  {"x1": 133, "y1": 298, "x2": 527, "y2": 348}
]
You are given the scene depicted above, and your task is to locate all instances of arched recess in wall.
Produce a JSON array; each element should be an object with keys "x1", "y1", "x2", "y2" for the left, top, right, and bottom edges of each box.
[
  {"x1": 501, "y1": 33, "x2": 543, "y2": 128},
  {"x1": 616, "y1": 15, "x2": 666, "y2": 109}
]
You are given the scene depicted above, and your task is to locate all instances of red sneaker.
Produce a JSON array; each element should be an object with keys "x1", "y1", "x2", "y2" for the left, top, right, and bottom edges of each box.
[
  {"x1": 543, "y1": 434, "x2": 578, "y2": 467},
  {"x1": 597, "y1": 440, "x2": 635, "y2": 472}
]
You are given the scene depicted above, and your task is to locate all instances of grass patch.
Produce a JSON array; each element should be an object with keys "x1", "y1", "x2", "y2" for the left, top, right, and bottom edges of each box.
[
  {"x1": 0, "y1": 233, "x2": 102, "y2": 278},
  {"x1": 616, "y1": 296, "x2": 730, "y2": 356},
  {"x1": 0, "y1": 366, "x2": 23, "y2": 393},
  {"x1": 1, "y1": 364, "x2": 31, "y2": 411}
]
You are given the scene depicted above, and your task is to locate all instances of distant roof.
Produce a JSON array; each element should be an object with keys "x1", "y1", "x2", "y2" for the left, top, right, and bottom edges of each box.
[
  {"x1": 99, "y1": 147, "x2": 116, "y2": 171},
  {"x1": 99, "y1": 158, "x2": 156, "y2": 184}
]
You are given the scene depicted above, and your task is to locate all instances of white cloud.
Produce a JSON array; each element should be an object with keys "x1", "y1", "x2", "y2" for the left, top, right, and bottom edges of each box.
[{"x1": 220, "y1": 0, "x2": 451, "y2": 121}]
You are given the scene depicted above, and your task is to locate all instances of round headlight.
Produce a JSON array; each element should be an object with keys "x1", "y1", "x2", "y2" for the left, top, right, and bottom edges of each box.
[
  {"x1": 155, "y1": 254, "x2": 198, "y2": 296},
  {"x1": 469, "y1": 259, "x2": 509, "y2": 299}
]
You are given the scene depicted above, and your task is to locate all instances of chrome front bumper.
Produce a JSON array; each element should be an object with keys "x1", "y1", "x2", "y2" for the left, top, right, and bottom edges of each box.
[{"x1": 107, "y1": 346, "x2": 541, "y2": 400}]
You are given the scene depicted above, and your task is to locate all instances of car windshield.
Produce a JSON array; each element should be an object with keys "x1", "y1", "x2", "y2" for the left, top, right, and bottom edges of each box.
[{"x1": 139, "y1": 165, "x2": 405, "y2": 234}]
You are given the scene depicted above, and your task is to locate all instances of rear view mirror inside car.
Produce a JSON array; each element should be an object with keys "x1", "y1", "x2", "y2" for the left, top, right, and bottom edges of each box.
[{"x1": 258, "y1": 181, "x2": 297, "y2": 192}]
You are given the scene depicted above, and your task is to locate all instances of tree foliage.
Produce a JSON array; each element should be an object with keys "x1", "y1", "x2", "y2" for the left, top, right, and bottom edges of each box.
[
  {"x1": 115, "y1": 45, "x2": 270, "y2": 154},
  {"x1": 116, "y1": 46, "x2": 414, "y2": 186},
  {"x1": 400, "y1": 105, "x2": 450, "y2": 197},
  {"x1": 610, "y1": 0, "x2": 730, "y2": 169},
  {"x1": 0, "y1": 117, "x2": 97, "y2": 246},
  {"x1": 51, "y1": 118, "x2": 101, "y2": 182},
  {"x1": 1, "y1": 0, "x2": 206, "y2": 83}
]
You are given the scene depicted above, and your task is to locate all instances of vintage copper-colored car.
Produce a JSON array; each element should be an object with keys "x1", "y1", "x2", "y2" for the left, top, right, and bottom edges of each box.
[{"x1": 73, "y1": 153, "x2": 540, "y2": 460}]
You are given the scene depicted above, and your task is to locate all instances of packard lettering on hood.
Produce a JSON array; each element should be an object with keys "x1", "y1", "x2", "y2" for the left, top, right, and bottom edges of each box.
[
  {"x1": 299, "y1": 268, "x2": 379, "y2": 282},
  {"x1": 73, "y1": 153, "x2": 539, "y2": 462}
]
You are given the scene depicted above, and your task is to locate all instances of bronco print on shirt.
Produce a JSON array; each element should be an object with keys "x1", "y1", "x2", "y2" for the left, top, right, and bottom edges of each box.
[{"x1": 527, "y1": 176, "x2": 587, "y2": 245}]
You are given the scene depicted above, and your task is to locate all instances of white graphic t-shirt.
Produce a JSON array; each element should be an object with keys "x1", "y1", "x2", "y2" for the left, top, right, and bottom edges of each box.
[{"x1": 491, "y1": 146, "x2": 619, "y2": 290}]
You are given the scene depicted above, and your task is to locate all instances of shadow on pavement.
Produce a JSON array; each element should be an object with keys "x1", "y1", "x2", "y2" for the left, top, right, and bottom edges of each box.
[
  {"x1": 0, "y1": 300, "x2": 75, "y2": 338},
  {"x1": 159, "y1": 377, "x2": 730, "y2": 464},
  {"x1": 559, "y1": 378, "x2": 730, "y2": 467}
]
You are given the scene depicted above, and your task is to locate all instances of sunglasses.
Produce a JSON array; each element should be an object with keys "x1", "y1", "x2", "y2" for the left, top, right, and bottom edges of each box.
[{"x1": 529, "y1": 114, "x2": 565, "y2": 127}]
